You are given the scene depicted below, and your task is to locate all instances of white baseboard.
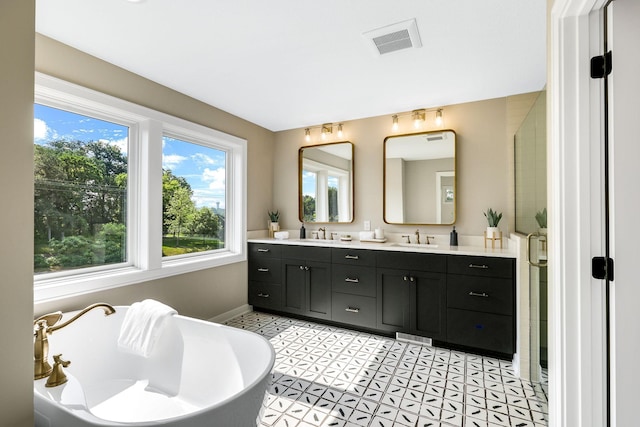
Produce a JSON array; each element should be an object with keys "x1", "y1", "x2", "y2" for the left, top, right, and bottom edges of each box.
[{"x1": 208, "y1": 304, "x2": 252, "y2": 324}]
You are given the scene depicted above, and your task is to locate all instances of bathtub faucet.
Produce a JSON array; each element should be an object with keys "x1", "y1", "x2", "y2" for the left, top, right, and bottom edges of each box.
[{"x1": 33, "y1": 303, "x2": 116, "y2": 381}]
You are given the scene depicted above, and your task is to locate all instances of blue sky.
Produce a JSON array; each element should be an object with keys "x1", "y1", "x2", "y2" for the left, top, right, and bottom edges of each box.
[{"x1": 34, "y1": 104, "x2": 226, "y2": 209}]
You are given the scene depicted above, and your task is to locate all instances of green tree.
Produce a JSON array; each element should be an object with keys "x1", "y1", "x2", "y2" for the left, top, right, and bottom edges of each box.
[
  {"x1": 165, "y1": 186, "x2": 195, "y2": 245},
  {"x1": 162, "y1": 169, "x2": 192, "y2": 235},
  {"x1": 328, "y1": 186, "x2": 338, "y2": 221},
  {"x1": 190, "y1": 207, "x2": 220, "y2": 242},
  {"x1": 303, "y1": 195, "x2": 316, "y2": 222}
]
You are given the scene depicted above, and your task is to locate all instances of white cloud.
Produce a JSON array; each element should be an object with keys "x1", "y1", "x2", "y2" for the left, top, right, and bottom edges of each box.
[
  {"x1": 111, "y1": 137, "x2": 128, "y2": 155},
  {"x1": 34, "y1": 118, "x2": 49, "y2": 141},
  {"x1": 192, "y1": 153, "x2": 215, "y2": 165},
  {"x1": 192, "y1": 188, "x2": 225, "y2": 209},
  {"x1": 202, "y1": 167, "x2": 226, "y2": 191},
  {"x1": 163, "y1": 154, "x2": 187, "y2": 169}
]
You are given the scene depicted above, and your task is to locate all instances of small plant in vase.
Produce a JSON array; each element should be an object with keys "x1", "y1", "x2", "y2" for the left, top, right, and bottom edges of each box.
[
  {"x1": 483, "y1": 208, "x2": 503, "y2": 239},
  {"x1": 268, "y1": 210, "x2": 280, "y2": 237},
  {"x1": 535, "y1": 208, "x2": 547, "y2": 231}
]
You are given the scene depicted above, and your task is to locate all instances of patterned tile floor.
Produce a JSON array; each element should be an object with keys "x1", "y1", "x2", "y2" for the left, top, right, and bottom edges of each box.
[{"x1": 224, "y1": 311, "x2": 549, "y2": 427}]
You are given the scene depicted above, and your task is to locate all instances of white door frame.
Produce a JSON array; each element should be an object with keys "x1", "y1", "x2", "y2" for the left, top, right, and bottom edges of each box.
[{"x1": 549, "y1": 0, "x2": 609, "y2": 425}]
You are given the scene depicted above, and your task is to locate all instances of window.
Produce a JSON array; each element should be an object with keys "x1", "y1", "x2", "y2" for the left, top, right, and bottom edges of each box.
[
  {"x1": 34, "y1": 74, "x2": 247, "y2": 302},
  {"x1": 161, "y1": 136, "x2": 226, "y2": 257},
  {"x1": 302, "y1": 160, "x2": 350, "y2": 222},
  {"x1": 34, "y1": 104, "x2": 129, "y2": 274}
]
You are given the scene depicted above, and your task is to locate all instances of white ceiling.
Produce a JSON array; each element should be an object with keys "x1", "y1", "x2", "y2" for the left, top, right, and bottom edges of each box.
[{"x1": 35, "y1": 0, "x2": 546, "y2": 132}]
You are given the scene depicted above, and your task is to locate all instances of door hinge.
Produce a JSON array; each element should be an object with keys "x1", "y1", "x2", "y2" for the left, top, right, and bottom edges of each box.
[
  {"x1": 591, "y1": 51, "x2": 612, "y2": 79},
  {"x1": 592, "y1": 256, "x2": 614, "y2": 281}
]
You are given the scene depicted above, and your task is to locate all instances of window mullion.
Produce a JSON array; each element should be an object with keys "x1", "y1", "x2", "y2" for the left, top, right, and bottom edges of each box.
[{"x1": 137, "y1": 119, "x2": 163, "y2": 270}]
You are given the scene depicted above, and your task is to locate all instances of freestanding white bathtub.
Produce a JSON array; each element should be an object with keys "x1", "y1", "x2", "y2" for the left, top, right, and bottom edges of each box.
[{"x1": 34, "y1": 306, "x2": 274, "y2": 427}]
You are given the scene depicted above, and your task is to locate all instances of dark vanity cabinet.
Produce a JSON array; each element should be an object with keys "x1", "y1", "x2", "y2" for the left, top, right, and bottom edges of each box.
[
  {"x1": 330, "y1": 248, "x2": 377, "y2": 329},
  {"x1": 446, "y1": 255, "x2": 516, "y2": 354},
  {"x1": 281, "y1": 245, "x2": 332, "y2": 320},
  {"x1": 248, "y1": 242, "x2": 516, "y2": 357},
  {"x1": 248, "y1": 243, "x2": 283, "y2": 310},
  {"x1": 376, "y1": 251, "x2": 447, "y2": 341}
]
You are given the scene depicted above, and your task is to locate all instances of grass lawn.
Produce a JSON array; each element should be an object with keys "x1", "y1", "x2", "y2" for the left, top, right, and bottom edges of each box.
[{"x1": 162, "y1": 235, "x2": 223, "y2": 256}]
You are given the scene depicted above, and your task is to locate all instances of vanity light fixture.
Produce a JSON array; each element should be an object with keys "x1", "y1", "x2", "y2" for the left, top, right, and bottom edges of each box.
[
  {"x1": 303, "y1": 122, "x2": 345, "y2": 142},
  {"x1": 412, "y1": 109, "x2": 426, "y2": 128},
  {"x1": 391, "y1": 108, "x2": 443, "y2": 131},
  {"x1": 435, "y1": 109, "x2": 443, "y2": 126},
  {"x1": 321, "y1": 123, "x2": 333, "y2": 140}
]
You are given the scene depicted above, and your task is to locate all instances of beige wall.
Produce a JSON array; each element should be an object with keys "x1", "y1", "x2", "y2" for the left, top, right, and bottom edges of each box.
[
  {"x1": 34, "y1": 35, "x2": 276, "y2": 319},
  {"x1": 274, "y1": 94, "x2": 540, "y2": 237},
  {"x1": 1, "y1": 1, "x2": 35, "y2": 425}
]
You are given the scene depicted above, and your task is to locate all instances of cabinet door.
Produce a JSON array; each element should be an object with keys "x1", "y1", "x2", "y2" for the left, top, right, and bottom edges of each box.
[
  {"x1": 413, "y1": 271, "x2": 447, "y2": 341},
  {"x1": 307, "y1": 260, "x2": 331, "y2": 320},
  {"x1": 377, "y1": 268, "x2": 411, "y2": 333},
  {"x1": 282, "y1": 259, "x2": 306, "y2": 315}
]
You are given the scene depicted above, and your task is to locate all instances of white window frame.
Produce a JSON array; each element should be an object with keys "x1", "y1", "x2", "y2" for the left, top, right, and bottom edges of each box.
[
  {"x1": 303, "y1": 158, "x2": 350, "y2": 222},
  {"x1": 33, "y1": 73, "x2": 247, "y2": 303}
]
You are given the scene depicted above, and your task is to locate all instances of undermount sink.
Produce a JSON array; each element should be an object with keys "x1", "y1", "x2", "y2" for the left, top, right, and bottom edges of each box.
[{"x1": 392, "y1": 242, "x2": 440, "y2": 249}]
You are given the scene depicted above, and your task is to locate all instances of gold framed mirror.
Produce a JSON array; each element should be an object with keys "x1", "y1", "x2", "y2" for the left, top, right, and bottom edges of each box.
[
  {"x1": 299, "y1": 141, "x2": 354, "y2": 223},
  {"x1": 384, "y1": 130, "x2": 456, "y2": 225}
]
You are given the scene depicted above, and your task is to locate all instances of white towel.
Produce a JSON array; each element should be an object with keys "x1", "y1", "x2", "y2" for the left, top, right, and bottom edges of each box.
[{"x1": 117, "y1": 299, "x2": 177, "y2": 358}]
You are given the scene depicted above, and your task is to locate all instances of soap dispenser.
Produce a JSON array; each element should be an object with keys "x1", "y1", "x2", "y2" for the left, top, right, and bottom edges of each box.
[
  {"x1": 299, "y1": 223, "x2": 306, "y2": 239},
  {"x1": 450, "y1": 226, "x2": 458, "y2": 246}
]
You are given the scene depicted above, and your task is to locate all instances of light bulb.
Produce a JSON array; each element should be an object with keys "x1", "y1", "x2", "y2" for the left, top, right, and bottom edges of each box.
[
  {"x1": 435, "y1": 109, "x2": 443, "y2": 126},
  {"x1": 304, "y1": 128, "x2": 310, "y2": 142},
  {"x1": 392, "y1": 115, "x2": 399, "y2": 131},
  {"x1": 337, "y1": 124, "x2": 343, "y2": 138}
]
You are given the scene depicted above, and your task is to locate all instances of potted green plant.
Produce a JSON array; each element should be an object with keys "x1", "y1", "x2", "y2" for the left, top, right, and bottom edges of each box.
[
  {"x1": 535, "y1": 208, "x2": 547, "y2": 232},
  {"x1": 268, "y1": 210, "x2": 280, "y2": 237},
  {"x1": 483, "y1": 208, "x2": 503, "y2": 238}
]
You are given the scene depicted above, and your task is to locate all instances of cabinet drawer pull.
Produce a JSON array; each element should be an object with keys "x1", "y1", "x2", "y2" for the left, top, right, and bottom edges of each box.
[
  {"x1": 257, "y1": 248, "x2": 270, "y2": 253},
  {"x1": 257, "y1": 268, "x2": 269, "y2": 272},
  {"x1": 257, "y1": 293, "x2": 270, "y2": 298},
  {"x1": 344, "y1": 255, "x2": 359, "y2": 260},
  {"x1": 469, "y1": 263, "x2": 489, "y2": 269},
  {"x1": 345, "y1": 277, "x2": 359, "y2": 283},
  {"x1": 468, "y1": 291, "x2": 490, "y2": 298},
  {"x1": 345, "y1": 307, "x2": 360, "y2": 313}
]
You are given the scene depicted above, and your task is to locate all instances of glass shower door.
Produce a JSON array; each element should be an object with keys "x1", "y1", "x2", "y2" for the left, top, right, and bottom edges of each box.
[{"x1": 514, "y1": 91, "x2": 548, "y2": 390}]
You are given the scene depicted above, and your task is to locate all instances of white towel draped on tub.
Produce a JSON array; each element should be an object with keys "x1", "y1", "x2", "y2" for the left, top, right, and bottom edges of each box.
[{"x1": 117, "y1": 299, "x2": 177, "y2": 357}]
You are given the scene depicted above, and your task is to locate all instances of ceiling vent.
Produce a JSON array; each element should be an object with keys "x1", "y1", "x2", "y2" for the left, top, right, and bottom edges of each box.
[{"x1": 363, "y1": 18, "x2": 422, "y2": 56}]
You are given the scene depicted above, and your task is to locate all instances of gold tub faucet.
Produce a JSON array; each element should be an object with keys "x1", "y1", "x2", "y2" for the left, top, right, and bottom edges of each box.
[{"x1": 34, "y1": 303, "x2": 116, "y2": 381}]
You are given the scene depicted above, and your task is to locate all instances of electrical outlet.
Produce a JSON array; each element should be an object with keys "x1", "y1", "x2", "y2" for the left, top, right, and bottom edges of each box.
[{"x1": 364, "y1": 220, "x2": 371, "y2": 231}]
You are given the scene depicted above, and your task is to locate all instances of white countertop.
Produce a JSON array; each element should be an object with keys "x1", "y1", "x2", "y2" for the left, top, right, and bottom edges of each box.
[{"x1": 248, "y1": 237, "x2": 516, "y2": 259}]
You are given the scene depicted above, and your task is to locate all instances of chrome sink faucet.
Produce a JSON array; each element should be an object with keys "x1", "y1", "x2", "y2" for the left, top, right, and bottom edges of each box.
[
  {"x1": 415, "y1": 229, "x2": 420, "y2": 244},
  {"x1": 318, "y1": 227, "x2": 326, "y2": 240},
  {"x1": 33, "y1": 303, "x2": 116, "y2": 381}
]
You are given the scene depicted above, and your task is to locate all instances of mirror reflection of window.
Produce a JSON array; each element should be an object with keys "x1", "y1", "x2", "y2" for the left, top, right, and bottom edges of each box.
[{"x1": 299, "y1": 142, "x2": 353, "y2": 223}]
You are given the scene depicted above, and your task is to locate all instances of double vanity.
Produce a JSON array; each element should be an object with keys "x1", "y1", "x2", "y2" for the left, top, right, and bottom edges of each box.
[{"x1": 248, "y1": 238, "x2": 516, "y2": 358}]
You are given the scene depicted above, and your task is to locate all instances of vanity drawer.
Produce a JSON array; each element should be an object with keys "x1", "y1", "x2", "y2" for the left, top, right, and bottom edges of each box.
[
  {"x1": 447, "y1": 275, "x2": 513, "y2": 315},
  {"x1": 281, "y1": 245, "x2": 331, "y2": 262},
  {"x1": 331, "y1": 293, "x2": 376, "y2": 329},
  {"x1": 376, "y1": 251, "x2": 446, "y2": 273},
  {"x1": 446, "y1": 308, "x2": 514, "y2": 355},
  {"x1": 248, "y1": 258, "x2": 282, "y2": 283},
  {"x1": 248, "y1": 282, "x2": 282, "y2": 310},
  {"x1": 249, "y1": 243, "x2": 282, "y2": 259},
  {"x1": 331, "y1": 248, "x2": 376, "y2": 266},
  {"x1": 447, "y1": 255, "x2": 514, "y2": 279},
  {"x1": 331, "y1": 265, "x2": 376, "y2": 297}
]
